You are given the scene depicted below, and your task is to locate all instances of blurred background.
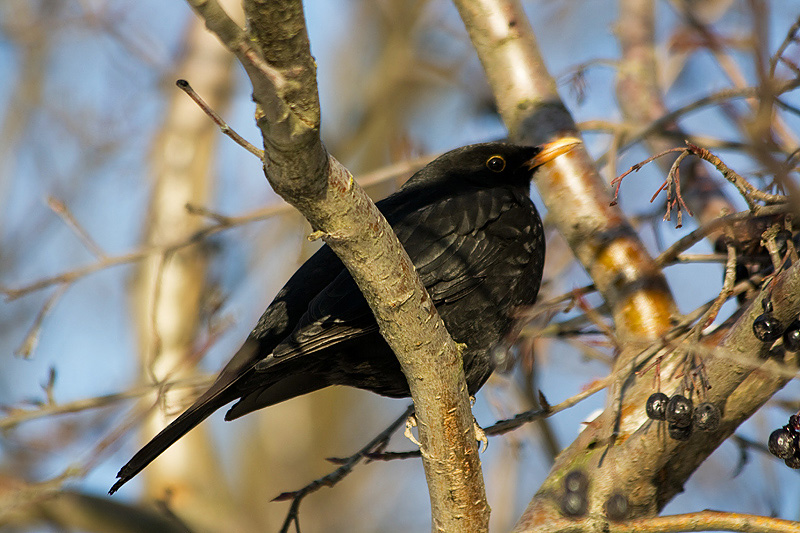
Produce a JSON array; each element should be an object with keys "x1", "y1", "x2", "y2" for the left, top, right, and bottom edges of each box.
[{"x1": 1, "y1": 0, "x2": 800, "y2": 531}]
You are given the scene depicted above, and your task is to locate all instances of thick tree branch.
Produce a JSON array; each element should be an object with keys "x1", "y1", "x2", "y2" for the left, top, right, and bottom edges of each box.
[
  {"x1": 453, "y1": 0, "x2": 677, "y2": 347},
  {"x1": 612, "y1": 510, "x2": 800, "y2": 533},
  {"x1": 608, "y1": 0, "x2": 799, "y2": 516},
  {"x1": 509, "y1": 509, "x2": 800, "y2": 533},
  {"x1": 454, "y1": 0, "x2": 799, "y2": 529},
  {"x1": 183, "y1": 0, "x2": 488, "y2": 529},
  {"x1": 514, "y1": 259, "x2": 800, "y2": 530},
  {"x1": 454, "y1": 0, "x2": 678, "y2": 509}
]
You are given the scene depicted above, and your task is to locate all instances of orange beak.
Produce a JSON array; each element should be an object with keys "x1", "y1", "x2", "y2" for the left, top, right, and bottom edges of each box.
[{"x1": 526, "y1": 137, "x2": 582, "y2": 169}]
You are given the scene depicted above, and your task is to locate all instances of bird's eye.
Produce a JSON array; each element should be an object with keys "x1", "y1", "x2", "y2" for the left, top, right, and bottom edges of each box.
[{"x1": 486, "y1": 155, "x2": 506, "y2": 173}]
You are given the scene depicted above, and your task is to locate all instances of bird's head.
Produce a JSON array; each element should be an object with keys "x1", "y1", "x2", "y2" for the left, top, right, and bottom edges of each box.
[{"x1": 405, "y1": 138, "x2": 581, "y2": 192}]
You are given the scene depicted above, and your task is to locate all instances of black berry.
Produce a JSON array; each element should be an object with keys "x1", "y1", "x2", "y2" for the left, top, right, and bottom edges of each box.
[
  {"x1": 785, "y1": 455, "x2": 800, "y2": 469},
  {"x1": 646, "y1": 392, "x2": 669, "y2": 420},
  {"x1": 790, "y1": 414, "x2": 800, "y2": 431},
  {"x1": 753, "y1": 314, "x2": 783, "y2": 343},
  {"x1": 784, "y1": 320, "x2": 800, "y2": 352},
  {"x1": 768, "y1": 427, "x2": 796, "y2": 459},
  {"x1": 604, "y1": 492, "x2": 629, "y2": 521},
  {"x1": 560, "y1": 490, "x2": 588, "y2": 517},
  {"x1": 693, "y1": 402, "x2": 720, "y2": 431},
  {"x1": 668, "y1": 423, "x2": 692, "y2": 440},
  {"x1": 563, "y1": 469, "x2": 588, "y2": 494},
  {"x1": 665, "y1": 394, "x2": 693, "y2": 428}
]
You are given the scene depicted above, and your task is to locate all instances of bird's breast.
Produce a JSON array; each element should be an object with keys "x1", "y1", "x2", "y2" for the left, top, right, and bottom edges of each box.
[{"x1": 413, "y1": 188, "x2": 545, "y2": 349}]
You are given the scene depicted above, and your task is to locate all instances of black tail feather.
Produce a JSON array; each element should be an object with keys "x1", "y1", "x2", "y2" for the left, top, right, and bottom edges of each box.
[
  {"x1": 109, "y1": 392, "x2": 231, "y2": 495},
  {"x1": 109, "y1": 340, "x2": 264, "y2": 494}
]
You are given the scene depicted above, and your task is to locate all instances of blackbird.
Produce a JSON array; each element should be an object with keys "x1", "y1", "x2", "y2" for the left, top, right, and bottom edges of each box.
[{"x1": 110, "y1": 138, "x2": 579, "y2": 494}]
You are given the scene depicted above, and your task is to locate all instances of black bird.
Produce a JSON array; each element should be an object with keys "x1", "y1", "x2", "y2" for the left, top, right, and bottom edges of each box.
[{"x1": 110, "y1": 138, "x2": 579, "y2": 494}]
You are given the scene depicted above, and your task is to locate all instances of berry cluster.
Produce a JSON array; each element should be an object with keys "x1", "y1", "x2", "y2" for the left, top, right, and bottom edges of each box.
[
  {"x1": 645, "y1": 393, "x2": 720, "y2": 440},
  {"x1": 768, "y1": 414, "x2": 800, "y2": 469}
]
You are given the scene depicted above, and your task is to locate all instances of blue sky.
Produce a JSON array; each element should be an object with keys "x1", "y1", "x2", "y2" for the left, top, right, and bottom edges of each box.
[{"x1": 2, "y1": 0, "x2": 800, "y2": 529}]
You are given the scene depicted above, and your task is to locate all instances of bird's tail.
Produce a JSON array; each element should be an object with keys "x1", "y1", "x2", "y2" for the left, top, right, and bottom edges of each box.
[
  {"x1": 109, "y1": 339, "x2": 263, "y2": 494},
  {"x1": 109, "y1": 387, "x2": 234, "y2": 495}
]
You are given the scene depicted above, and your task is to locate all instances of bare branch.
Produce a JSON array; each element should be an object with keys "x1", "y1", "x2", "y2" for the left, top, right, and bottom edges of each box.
[
  {"x1": 175, "y1": 79, "x2": 264, "y2": 160},
  {"x1": 14, "y1": 284, "x2": 67, "y2": 358},
  {"x1": 514, "y1": 509, "x2": 800, "y2": 533},
  {"x1": 1, "y1": 157, "x2": 430, "y2": 302},
  {"x1": 47, "y1": 196, "x2": 107, "y2": 259},
  {"x1": 609, "y1": 510, "x2": 800, "y2": 533},
  {"x1": 274, "y1": 405, "x2": 414, "y2": 533},
  {"x1": 0, "y1": 375, "x2": 212, "y2": 431},
  {"x1": 182, "y1": 1, "x2": 489, "y2": 528}
]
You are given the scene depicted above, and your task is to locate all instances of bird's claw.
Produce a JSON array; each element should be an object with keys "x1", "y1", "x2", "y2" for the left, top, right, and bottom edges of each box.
[
  {"x1": 468, "y1": 397, "x2": 487, "y2": 451},
  {"x1": 404, "y1": 414, "x2": 421, "y2": 447},
  {"x1": 406, "y1": 412, "x2": 486, "y2": 452},
  {"x1": 474, "y1": 417, "x2": 488, "y2": 453}
]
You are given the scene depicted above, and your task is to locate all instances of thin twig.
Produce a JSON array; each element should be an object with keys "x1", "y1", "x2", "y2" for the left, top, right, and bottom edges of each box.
[
  {"x1": 693, "y1": 241, "x2": 737, "y2": 333},
  {"x1": 145, "y1": 252, "x2": 168, "y2": 385},
  {"x1": 47, "y1": 196, "x2": 107, "y2": 259},
  {"x1": 761, "y1": 223, "x2": 785, "y2": 272},
  {"x1": 339, "y1": 376, "x2": 612, "y2": 464},
  {"x1": 657, "y1": 150, "x2": 692, "y2": 228},
  {"x1": 176, "y1": 79, "x2": 264, "y2": 160},
  {"x1": 769, "y1": 16, "x2": 800, "y2": 78},
  {"x1": 685, "y1": 141, "x2": 786, "y2": 208},
  {"x1": 0, "y1": 375, "x2": 212, "y2": 430},
  {"x1": 612, "y1": 143, "x2": 787, "y2": 218},
  {"x1": 578, "y1": 120, "x2": 759, "y2": 152},
  {"x1": 563, "y1": 337, "x2": 615, "y2": 366},
  {"x1": 483, "y1": 375, "x2": 611, "y2": 436},
  {"x1": 1, "y1": 156, "x2": 431, "y2": 302},
  {"x1": 596, "y1": 80, "x2": 800, "y2": 167},
  {"x1": 274, "y1": 405, "x2": 414, "y2": 533},
  {"x1": 673, "y1": 253, "x2": 728, "y2": 263},
  {"x1": 610, "y1": 147, "x2": 684, "y2": 204},
  {"x1": 655, "y1": 204, "x2": 792, "y2": 268},
  {"x1": 14, "y1": 284, "x2": 68, "y2": 358}
]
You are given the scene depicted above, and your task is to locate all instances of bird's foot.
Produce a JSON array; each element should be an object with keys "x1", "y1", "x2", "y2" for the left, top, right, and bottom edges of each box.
[
  {"x1": 404, "y1": 414, "x2": 421, "y2": 447},
  {"x1": 474, "y1": 416, "x2": 488, "y2": 453},
  {"x1": 405, "y1": 410, "x2": 486, "y2": 452},
  {"x1": 468, "y1": 397, "x2": 487, "y2": 451}
]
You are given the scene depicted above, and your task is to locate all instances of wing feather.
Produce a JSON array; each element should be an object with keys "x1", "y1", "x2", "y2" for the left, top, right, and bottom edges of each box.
[{"x1": 255, "y1": 188, "x2": 521, "y2": 371}]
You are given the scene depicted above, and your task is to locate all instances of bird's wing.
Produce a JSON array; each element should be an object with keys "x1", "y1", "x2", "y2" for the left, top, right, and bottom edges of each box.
[
  {"x1": 256, "y1": 188, "x2": 517, "y2": 370},
  {"x1": 261, "y1": 271, "x2": 377, "y2": 365},
  {"x1": 109, "y1": 246, "x2": 346, "y2": 494}
]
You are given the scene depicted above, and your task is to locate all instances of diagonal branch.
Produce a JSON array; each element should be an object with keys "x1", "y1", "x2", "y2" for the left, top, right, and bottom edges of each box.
[
  {"x1": 453, "y1": 0, "x2": 678, "y2": 348},
  {"x1": 453, "y1": 0, "x2": 800, "y2": 530},
  {"x1": 183, "y1": 0, "x2": 489, "y2": 529}
]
